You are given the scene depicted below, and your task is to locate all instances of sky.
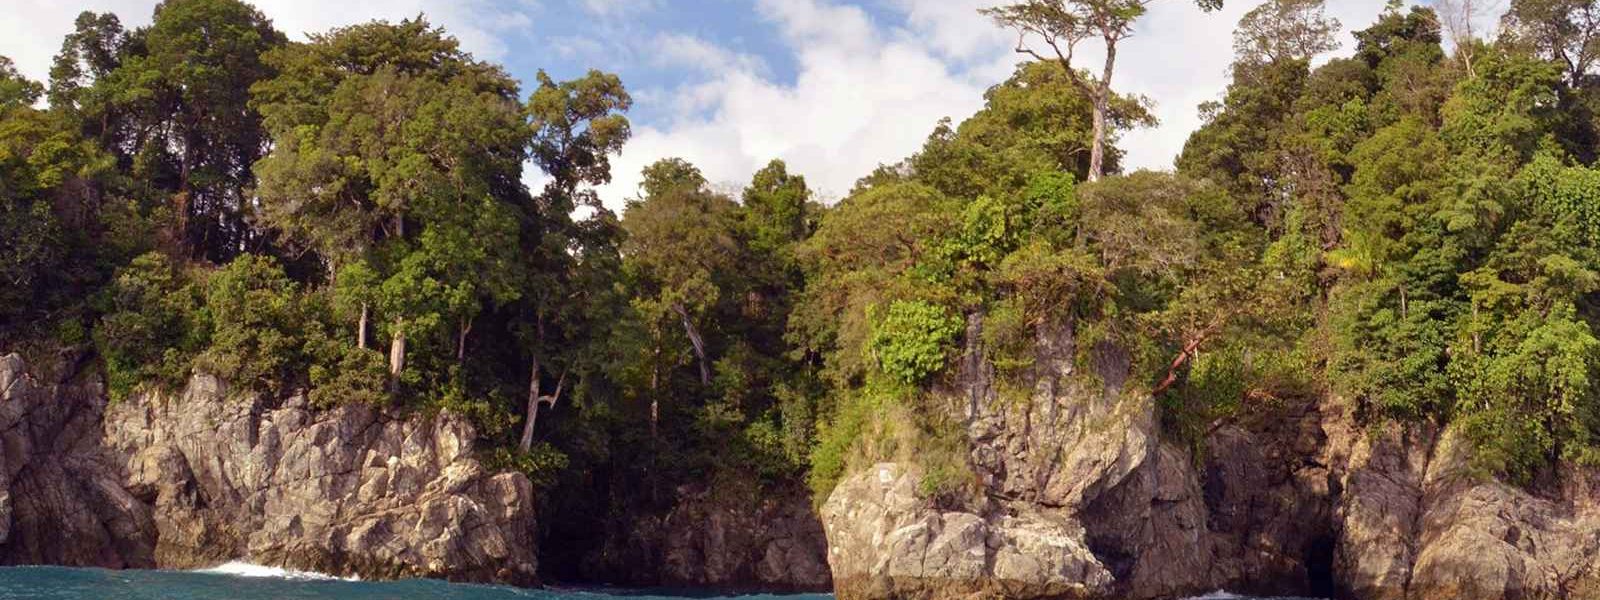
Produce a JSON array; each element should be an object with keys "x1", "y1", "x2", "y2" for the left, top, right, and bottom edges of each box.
[{"x1": 0, "y1": 0, "x2": 1495, "y2": 208}]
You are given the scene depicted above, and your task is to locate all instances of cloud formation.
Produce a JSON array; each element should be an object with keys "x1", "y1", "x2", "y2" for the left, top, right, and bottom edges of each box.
[{"x1": 596, "y1": 0, "x2": 1016, "y2": 205}]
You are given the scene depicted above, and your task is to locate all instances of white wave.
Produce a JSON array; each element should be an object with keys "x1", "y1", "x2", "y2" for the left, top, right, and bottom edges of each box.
[
  {"x1": 195, "y1": 561, "x2": 359, "y2": 582},
  {"x1": 1187, "y1": 593, "x2": 1244, "y2": 600}
]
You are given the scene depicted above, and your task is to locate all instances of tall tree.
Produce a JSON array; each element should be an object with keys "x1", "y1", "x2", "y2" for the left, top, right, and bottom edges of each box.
[
  {"x1": 253, "y1": 18, "x2": 527, "y2": 388},
  {"x1": 1500, "y1": 0, "x2": 1600, "y2": 87},
  {"x1": 980, "y1": 0, "x2": 1223, "y2": 182},
  {"x1": 65, "y1": 0, "x2": 287, "y2": 260},
  {"x1": 1232, "y1": 0, "x2": 1341, "y2": 71},
  {"x1": 621, "y1": 159, "x2": 743, "y2": 433},
  {"x1": 518, "y1": 69, "x2": 632, "y2": 451}
]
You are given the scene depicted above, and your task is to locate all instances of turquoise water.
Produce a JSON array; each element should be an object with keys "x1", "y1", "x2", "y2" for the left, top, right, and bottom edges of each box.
[
  {"x1": 0, "y1": 565, "x2": 1310, "y2": 600},
  {"x1": 0, "y1": 566, "x2": 830, "y2": 600}
]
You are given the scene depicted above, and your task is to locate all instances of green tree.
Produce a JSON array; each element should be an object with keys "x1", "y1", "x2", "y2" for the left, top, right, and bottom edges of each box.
[
  {"x1": 1500, "y1": 0, "x2": 1600, "y2": 88},
  {"x1": 621, "y1": 159, "x2": 742, "y2": 423},
  {"x1": 253, "y1": 17, "x2": 527, "y2": 391},
  {"x1": 980, "y1": 0, "x2": 1223, "y2": 181},
  {"x1": 518, "y1": 68, "x2": 631, "y2": 450}
]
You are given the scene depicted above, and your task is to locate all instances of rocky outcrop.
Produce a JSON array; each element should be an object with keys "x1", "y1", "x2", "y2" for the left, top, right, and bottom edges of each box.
[
  {"x1": 573, "y1": 482, "x2": 831, "y2": 591},
  {"x1": 824, "y1": 462, "x2": 1112, "y2": 600},
  {"x1": 1342, "y1": 426, "x2": 1600, "y2": 600},
  {"x1": 0, "y1": 353, "x2": 538, "y2": 584},
  {"x1": 820, "y1": 317, "x2": 1600, "y2": 600}
]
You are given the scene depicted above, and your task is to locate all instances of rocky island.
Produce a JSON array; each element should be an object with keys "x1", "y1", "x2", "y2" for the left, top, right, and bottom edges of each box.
[{"x1": 2, "y1": 0, "x2": 1600, "y2": 598}]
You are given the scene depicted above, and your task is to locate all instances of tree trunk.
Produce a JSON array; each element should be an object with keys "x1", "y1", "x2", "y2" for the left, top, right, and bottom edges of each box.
[
  {"x1": 1088, "y1": 31, "x2": 1119, "y2": 183},
  {"x1": 519, "y1": 354, "x2": 541, "y2": 452},
  {"x1": 649, "y1": 345, "x2": 661, "y2": 439},
  {"x1": 388, "y1": 323, "x2": 406, "y2": 381},
  {"x1": 1088, "y1": 98, "x2": 1107, "y2": 182},
  {"x1": 456, "y1": 316, "x2": 472, "y2": 363},
  {"x1": 672, "y1": 303, "x2": 711, "y2": 385},
  {"x1": 357, "y1": 303, "x2": 369, "y2": 350}
]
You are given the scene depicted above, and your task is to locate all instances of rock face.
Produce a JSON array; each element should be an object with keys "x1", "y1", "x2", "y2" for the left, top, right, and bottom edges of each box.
[
  {"x1": 824, "y1": 462, "x2": 1111, "y2": 600},
  {"x1": 0, "y1": 353, "x2": 539, "y2": 584},
  {"x1": 820, "y1": 318, "x2": 1600, "y2": 600},
  {"x1": 572, "y1": 482, "x2": 832, "y2": 591},
  {"x1": 1341, "y1": 426, "x2": 1600, "y2": 600}
]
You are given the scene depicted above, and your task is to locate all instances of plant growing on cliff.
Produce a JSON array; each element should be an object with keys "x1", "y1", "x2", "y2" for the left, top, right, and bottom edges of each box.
[{"x1": 869, "y1": 300, "x2": 963, "y2": 385}]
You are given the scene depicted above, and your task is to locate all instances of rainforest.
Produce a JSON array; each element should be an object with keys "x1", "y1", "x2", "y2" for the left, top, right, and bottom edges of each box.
[{"x1": 1, "y1": 1, "x2": 1598, "y2": 599}]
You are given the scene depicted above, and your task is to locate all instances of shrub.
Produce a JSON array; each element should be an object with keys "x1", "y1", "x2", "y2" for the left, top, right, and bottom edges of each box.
[
  {"x1": 869, "y1": 300, "x2": 962, "y2": 384},
  {"x1": 195, "y1": 254, "x2": 307, "y2": 394},
  {"x1": 307, "y1": 334, "x2": 390, "y2": 407},
  {"x1": 93, "y1": 252, "x2": 203, "y2": 400},
  {"x1": 484, "y1": 443, "x2": 570, "y2": 489}
]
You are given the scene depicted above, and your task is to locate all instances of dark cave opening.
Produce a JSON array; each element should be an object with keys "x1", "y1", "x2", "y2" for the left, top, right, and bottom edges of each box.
[{"x1": 1305, "y1": 534, "x2": 1337, "y2": 598}]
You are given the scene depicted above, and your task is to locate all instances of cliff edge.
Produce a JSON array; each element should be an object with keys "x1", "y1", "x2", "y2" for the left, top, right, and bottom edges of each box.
[{"x1": 0, "y1": 353, "x2": 539, "y2": 584}]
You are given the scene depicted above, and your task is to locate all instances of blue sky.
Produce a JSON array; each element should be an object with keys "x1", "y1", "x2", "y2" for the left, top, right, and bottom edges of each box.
[{"x1": 2, "y1": 0, "x2": 1478, "y2": 208}]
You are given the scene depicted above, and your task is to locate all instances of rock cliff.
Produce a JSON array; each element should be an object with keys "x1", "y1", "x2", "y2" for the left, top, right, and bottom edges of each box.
[
  {"x1": 0, "y1": 353, "x2": 539, "y2": 584},
  {"x1": 569, "y1": 482, "x2": 832, "y2": 591},
  {"x1": 820, "y1": 318, "x2": 1600, "y2": 600}
]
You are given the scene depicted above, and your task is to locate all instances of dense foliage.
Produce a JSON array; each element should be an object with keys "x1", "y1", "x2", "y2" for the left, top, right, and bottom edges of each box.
[{"x1": 6, "y1": 0, "x2": 1600, "y2": 581}]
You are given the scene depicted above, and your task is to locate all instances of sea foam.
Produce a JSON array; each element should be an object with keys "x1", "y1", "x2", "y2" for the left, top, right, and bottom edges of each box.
[{"x1": 195, "y1": 561, "x2": 359, "y2": 582}]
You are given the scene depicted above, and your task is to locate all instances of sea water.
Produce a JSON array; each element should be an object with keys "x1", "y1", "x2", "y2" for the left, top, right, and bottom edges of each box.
[{"x1": 0, "y1": 565, "x2": 1317, "y2": 599}]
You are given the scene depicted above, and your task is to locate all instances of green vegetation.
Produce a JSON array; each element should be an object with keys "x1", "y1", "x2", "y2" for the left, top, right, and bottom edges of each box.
[{"x1": 7, "y1": 0, "x2": 1600, "y2": 567}]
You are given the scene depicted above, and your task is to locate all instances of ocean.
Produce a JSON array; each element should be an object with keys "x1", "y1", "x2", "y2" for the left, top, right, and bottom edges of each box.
[{"x1": 0, "y1": 564, "x2": 1315, "y2": 599}]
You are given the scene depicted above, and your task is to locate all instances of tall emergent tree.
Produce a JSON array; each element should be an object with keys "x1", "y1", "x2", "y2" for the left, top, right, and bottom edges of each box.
[
  {"x1": 518, "y1": 69, "x2": 632, "y2": 451},
  {"x1": 621, "y1": 158, "x2": 744, "y2": 434},
  {"x1": 981, "y1": 0, "x2": 1224, "y2": 181},
  {"x1": 1500, "y1": 0, "x2": 1600, "y2": 87}
]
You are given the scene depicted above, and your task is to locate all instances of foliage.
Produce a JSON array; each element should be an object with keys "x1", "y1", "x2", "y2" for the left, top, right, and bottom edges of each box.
[
  {"x1": 93, "y1": 252, "x2": 203, "y2": 400},
  {"x1": 484, "y1": 443, "x2": 571, "y2": 489},
  {"x1": 11, "y1": 0, "x2": 1600, "y2": 535},
  {"x1": 869, "y1": 300, "x2": 963, "y2": 385},
  {"x1": 194, "y1": 254, "x2": 307, "y2": 393}
]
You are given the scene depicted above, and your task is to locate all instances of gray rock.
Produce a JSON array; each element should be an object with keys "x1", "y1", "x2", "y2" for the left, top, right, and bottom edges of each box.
[
  {"x1": 819, "y1": 315, "x2": 1600, "y2": 600},
  {"x1": 822, "y1": 463, "x2": 1111, "y2": 600},
  {"x1": 0, "y1": 354, "x2": 538, "y2": 585}
]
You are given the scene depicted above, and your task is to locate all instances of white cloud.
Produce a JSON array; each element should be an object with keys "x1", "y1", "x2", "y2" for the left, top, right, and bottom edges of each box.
[
  {"x1": 596, "y1": 0, "x2": 1008, "y2": 206},
  {"x1": 651, "y1": 32, "x2": 768, "y2": 75},
  {"x1": 581, "y1": 0, "x2": 660, "y2": 18}
]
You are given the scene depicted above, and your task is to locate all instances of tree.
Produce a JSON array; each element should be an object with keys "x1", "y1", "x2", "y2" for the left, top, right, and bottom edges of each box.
[
  {"x1": 66, "y1": 0, "x2": 287, "y2": 260},
  {"x1": 253, "y1": 18, "x2": 527, "y2": 389},
  {"x1": 517, "y1": 68, "x2": 631, "y2": 451},
  {"x1": 1500, "y1": 0, "x2": 1600, "y2": 88},
  {"x1": 742, "y1": 159, "x2": 812, "y2": 258},
  {"x1": 0, "y1": 57, "x2": 41, "y2": 110},
  {"x1": 980, "y1": 0, "x2": 1223, "y2": 182},
  {"x1": 1232, "y1": 0, "x2": 1341, "y2": 71},
  {"x1": 48, "y1": 12, "x2": 128, "y2": 141},
  {"x1": 1, "y1": 58, "x2": 112, "y2": 334},
  {"x1": 621, "y1": 158, "x2": 743, "y2": 433},
  {"x1": 1434, "y1": 0, "x2": 1491, "y2": 77}
]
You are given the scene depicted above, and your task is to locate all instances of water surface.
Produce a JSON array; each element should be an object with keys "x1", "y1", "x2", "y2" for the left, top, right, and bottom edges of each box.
[{"x1": 0, "y1": 565, "x2": 1318, "y2": 599}]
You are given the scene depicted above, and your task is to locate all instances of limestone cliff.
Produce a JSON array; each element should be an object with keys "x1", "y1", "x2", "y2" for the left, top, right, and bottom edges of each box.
[
  {"x1": 819, "y1": 317, "x2": 1600, "y2": 600},
  {"x1": 0, "y1": 353, "x2": 539, "y2": 584}
]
